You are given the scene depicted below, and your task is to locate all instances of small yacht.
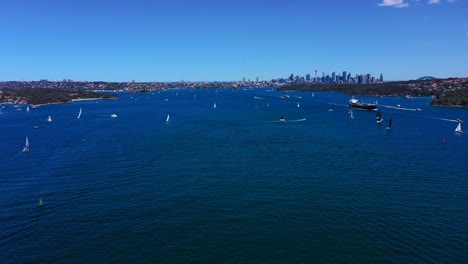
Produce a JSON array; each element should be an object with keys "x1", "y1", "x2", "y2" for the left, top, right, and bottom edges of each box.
[
  {"x1": 111, "y1": 114, "x2": 118, "y2": 118},
  {"x1": 46, "y1": 116, "x2": 52, "y2": 122},
  {"x1": 455, "y1": 122, "x2": 462, "y2": 133},
  {"x1": 22, "y1": 136, "x2": 30, "y2": 152},
  {"x1": 280, "y1": 115, "x2": 285, "y2": 122}
]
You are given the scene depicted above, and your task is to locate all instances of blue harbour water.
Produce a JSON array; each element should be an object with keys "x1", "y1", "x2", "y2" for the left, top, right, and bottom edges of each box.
[{"x1": 1, "y1": 88, "x2": 467, "y2": 263}]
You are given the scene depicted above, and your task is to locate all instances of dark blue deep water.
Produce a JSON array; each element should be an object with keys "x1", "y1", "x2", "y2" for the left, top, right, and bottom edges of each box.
[{"x1": 1, "y1": 89, "x2": 467, "y2": 263}]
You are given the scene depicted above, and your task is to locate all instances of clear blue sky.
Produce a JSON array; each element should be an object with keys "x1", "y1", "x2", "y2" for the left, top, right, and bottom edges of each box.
[{"x1": 0, "y1": 0, "x2": 467, "y2": 82}]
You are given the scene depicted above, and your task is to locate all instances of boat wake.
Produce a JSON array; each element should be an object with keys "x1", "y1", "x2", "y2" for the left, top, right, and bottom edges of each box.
[
  {"x1": 380, "y1": 105, "x2": 418, "y2": 111},
  {"x1": 253, "y1": 96, "x2": 264, "y2": 100},
  {"x1": 269, "y1": 118, "x2": 307, "y2": 123},
  {"x1": 290, "y1": 118, "x2": 307, "y2": 122},
  {"x1": 426, "y1": 117, "x2": 461, "y2": 123}
]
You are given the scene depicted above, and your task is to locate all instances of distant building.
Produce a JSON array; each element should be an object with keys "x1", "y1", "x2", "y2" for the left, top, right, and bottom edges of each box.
[
  {"x1": 358, "y1": 75, "x2": 364, "y2": 84},
  {"x1": 380, "y1": 73, "x2": 384, "y2": 82}
]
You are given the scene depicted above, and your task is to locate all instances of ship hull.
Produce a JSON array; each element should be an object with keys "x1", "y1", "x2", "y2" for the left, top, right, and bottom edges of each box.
[{"x1": 349, "y1": 102, "x2": 377, "y2": 110}]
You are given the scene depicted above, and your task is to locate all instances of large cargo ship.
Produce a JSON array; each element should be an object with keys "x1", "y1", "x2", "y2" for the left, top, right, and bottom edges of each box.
[{"x1": 349, "y1": 97, "x2": 378, "y2": 110}]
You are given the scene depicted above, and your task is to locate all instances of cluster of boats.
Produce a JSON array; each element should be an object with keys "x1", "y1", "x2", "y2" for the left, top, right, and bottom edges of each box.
[
  {"x1": 21, "y1": 107, "x2": 123, "y2": 153},
  {"x1": 280, "y1": 97, "x2": 461, "y2": 133}
]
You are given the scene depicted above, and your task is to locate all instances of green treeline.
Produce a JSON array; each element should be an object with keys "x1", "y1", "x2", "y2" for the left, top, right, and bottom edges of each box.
[
  {"x1": 1, "y1": 88, "x2": 116, "y2": 105},
  {"x1": 430, "y1": 88, "x2": 468, "y2": 107}
]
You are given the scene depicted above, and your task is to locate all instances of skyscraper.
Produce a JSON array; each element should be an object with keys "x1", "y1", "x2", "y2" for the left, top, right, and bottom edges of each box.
[
  {"x1": 380, "y1": 73, "x2": 383, "y2": 82},
  {"x1": 342, "y1": 71, "x2": 347, "y2": 82}
]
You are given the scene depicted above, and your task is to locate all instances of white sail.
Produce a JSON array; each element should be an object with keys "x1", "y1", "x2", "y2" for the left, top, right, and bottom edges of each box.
[
  {"x1": 297, "y1": 103, "x2": 300, "y2": 108},
  {"x1": 47, "y1": 116, "x2": 52, "y2": 122},
  {"x1": 386, "y1": 118, "x2": 392, "y2": 130},
  {"x1": 213, "y1": 103, "x2": 217, "y2": 109},
  {"x1": 455, "y1": 123, "x2": 462, "y2": 133},
  {"x1": 77, "y1": 108, "x2": 82, "y2": 119},
  {"x1": 26, "y1": 106, "x2": 30, "y2": 112},
  {"x1": 166, "y1": 114, "x2": 170, "y2": 122},
  {"x1": 22, "y1": 136, "x2": 29, "y2": 152},
  {"x1": 349, "y1": 110, "x2": 354, "y2": 119}
]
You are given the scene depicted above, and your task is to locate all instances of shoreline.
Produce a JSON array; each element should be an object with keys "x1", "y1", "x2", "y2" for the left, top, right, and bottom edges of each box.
[
  {"x1": 71, "y1": 97, "x2": 105, "y2": 102},
  {"x1": 32, "y1": 97, "x2": 105, "y2": 107}
]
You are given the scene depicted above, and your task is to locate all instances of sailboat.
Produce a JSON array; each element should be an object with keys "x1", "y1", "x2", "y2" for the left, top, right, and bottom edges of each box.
[
  {"x1": 349, "y1": 109, "x2": 354, "y2": 119},
  {"x1": 297, "y1": 103, "x2": 300, "y2": 108},
  {"x1": 38, "y1": 198, "x2": 44, "y2": 207},
  {"x1": 280, "y1": 115, "x2": 285, "y2": 122},
  {"x1": 22, "y1": 136, "x2": 29, "y2": 152},
  {"x1": 47, "y1": 116, "x2": 52, "y2": 122},
  {"x1": 386, "y1": 118, "x2": 392, "y2": 130},
  {"x1": 376, "y1": 111, "x2": 383, "y2": 123},
  {"x1": 455, "y1": 122, "x2": 462, "y2": 133},
  {"x1": 77, "y1": 108, "x2": 82, "y2": 119},
  {"x1": 213, "y1": 103, "x2": 217, "y2": 109},
  {"x1": 166, "y1": 114, "x2": 170, "y2": 123},
  {"x1": 26, "y1": 106, "x2": 30, "y2": 112}
]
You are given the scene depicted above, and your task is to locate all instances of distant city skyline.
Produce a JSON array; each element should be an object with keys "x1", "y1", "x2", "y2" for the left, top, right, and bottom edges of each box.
[{"x1": 0, "y1": 0, "x2": 467, "y2": 82}]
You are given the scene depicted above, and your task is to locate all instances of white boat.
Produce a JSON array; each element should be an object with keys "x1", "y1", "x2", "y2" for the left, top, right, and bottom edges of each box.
[
  {"x1": 46, "y1": 116, "x2": 52, "y2": 122},
  {"x1": 455, "y1": 122, "x2": 462, "y2": 133},
  {"x1": 111, "y1": 114, "x2": 118, "y2": 118},
  {"x1": 280, "y1": 115, "x2": 285, "y2": 122},
  {"x1": 213, "y1": 103, "x2": 217, "y2": 109},
  {"x1": 38, "y1": 198, "x2": 44, "y2": 207},
  {"x1": 26, "y1": 106, "x2": 30, "y2": 112},
  {"x1": 77, "y1": 108, "x2": 82, "y2": 119},
  {"x1": 312, "y1": 93, "x2": 315, "y2": 97},
  {"x1": 297, "y1": 103, "x2": 300, "y2": 108},
  {"x1": 22, "y1": 136, "x2": 29, "y2": 152},
  {"x1": 166, "y1": 114, "x2": 170, "y2": 123}
]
